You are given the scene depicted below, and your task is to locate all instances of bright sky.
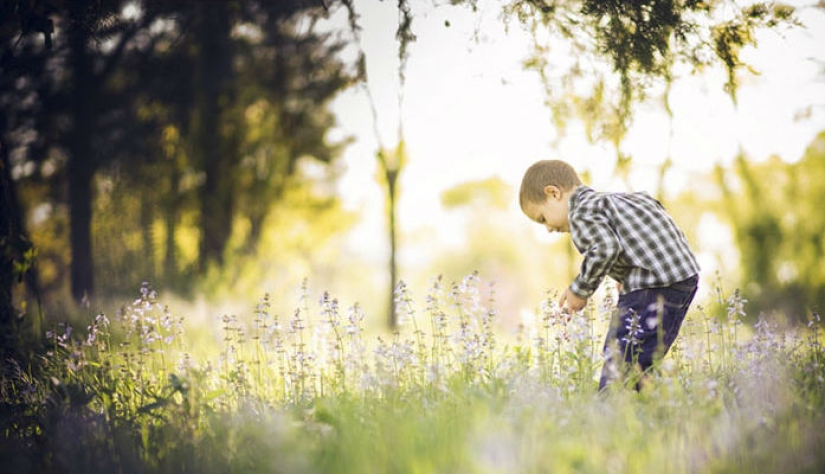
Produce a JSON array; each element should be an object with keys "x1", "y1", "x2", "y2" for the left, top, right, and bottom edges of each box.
[{"x1": 323, "y1": 0, "x2": 825, "y2": 276}]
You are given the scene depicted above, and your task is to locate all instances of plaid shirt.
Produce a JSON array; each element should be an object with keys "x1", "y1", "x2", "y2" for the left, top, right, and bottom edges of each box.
[{"x1": 567, "y1": 186, "x2": 700, "y2": 298}]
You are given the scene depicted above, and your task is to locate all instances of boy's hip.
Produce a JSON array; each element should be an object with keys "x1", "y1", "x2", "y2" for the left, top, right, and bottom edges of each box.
[
  {"x1": 616, "y1": 274, "x2": 699, "y2": 314},
  {"x1": 664, "y1": 274, "x2": 699, "y2": 294},
  {"x1": 618, "y1": 274, "x2": 698, "y2": 295}
]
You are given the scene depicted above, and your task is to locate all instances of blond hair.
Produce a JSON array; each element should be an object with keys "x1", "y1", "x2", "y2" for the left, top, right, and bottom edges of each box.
[{"x1": 519, "y1": 160, "x2": 582, "y2": 209}]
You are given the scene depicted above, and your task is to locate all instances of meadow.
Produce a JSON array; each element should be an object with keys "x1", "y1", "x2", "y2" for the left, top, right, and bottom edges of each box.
[{"x1": 1, "y1": 273, "x2": 823, "y2": 473}]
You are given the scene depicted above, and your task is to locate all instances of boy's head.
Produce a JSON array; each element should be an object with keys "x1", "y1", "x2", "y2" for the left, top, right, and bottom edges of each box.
[{"x1": 519, "y1": 160, "x2": 582, "y2": 233}]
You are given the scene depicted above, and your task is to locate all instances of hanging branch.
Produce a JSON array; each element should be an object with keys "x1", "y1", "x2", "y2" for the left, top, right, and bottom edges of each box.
[
  {"x1": 395, "y1": 0, "x2": 415, "y2": 142},
  {"x1": 341, "y1": 0, "x2": 385, "y2": 150}
]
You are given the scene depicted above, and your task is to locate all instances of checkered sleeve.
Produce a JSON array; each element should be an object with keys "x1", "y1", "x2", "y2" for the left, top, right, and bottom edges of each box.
[{"x1": 568, "y1": 197, "x2": 621, "y2": 298}]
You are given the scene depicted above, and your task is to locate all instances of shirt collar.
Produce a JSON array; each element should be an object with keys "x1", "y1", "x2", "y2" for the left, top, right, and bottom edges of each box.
[{"x1": 568, "y1": 185, "x2": 591, "y2": 213}]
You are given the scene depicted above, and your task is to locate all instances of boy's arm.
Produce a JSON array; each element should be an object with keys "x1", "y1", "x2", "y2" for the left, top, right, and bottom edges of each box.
[{"x1": 567, "y1": 207, "x2": 621, "y2": 301}]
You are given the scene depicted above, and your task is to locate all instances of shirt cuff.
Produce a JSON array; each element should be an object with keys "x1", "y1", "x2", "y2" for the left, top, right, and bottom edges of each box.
[{"x1": 569, "y1": 277, "x2": 597, "y2": 299}]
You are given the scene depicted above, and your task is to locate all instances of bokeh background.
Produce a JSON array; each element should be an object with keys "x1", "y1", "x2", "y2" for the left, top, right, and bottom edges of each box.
[{"x1": 2, "y1": 0, "x2": 824, "y2": 337}]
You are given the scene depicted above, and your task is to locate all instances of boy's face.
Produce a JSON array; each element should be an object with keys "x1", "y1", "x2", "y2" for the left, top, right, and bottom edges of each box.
[{"x1": 523, "y1": 185, "x2": 570, "y2": 233}]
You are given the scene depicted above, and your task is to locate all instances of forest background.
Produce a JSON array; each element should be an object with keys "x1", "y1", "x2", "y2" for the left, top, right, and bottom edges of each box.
[{"x1": 2, "y1": 0, "x2": 824, "y2": 354}]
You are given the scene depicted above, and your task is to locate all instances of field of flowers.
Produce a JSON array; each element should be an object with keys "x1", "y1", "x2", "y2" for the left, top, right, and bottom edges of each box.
[{"x1": 1, "y1": 273, "x2": 824, "y2": 473}]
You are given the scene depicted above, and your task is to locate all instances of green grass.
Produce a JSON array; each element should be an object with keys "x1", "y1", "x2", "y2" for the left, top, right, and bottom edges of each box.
[{"x1": 2, "y1": 274, "x2": 824, "y2": 473}]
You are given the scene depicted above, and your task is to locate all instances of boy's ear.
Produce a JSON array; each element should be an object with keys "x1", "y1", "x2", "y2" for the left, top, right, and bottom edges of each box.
[{"x1": 543, "y1": 185, "x2": 562, "y2": 200}]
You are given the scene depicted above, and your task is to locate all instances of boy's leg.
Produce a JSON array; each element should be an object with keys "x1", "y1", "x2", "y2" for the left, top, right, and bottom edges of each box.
[
  {"x1": 598, "y1": 288, "x2": 647, "y2": 391},
  {"x1": 598, "y1": 276, "x2": 699, "y2": 392}
]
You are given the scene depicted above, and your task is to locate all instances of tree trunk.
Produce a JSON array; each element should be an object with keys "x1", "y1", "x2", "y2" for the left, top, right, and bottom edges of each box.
[
  {"x1": 140, "y1": 188, "x2": 155, "y2": 279},
  {"x1": 164, "y1": 166, "x2": 179, "y2": 284},
  {"x1": 387, "y1": 169, "x2": 398, "y2": 329},
  {"x1": 67, "y1": 3, "x2": 95, "y2": 302},
  {"x1": 194, "y1": 2, "x2": 234, "y2": 271},
  {"x1": 68, "y1": 155, "x2": 93, "y2": 302},
  {"x1": 247, "y1": 213, "x2": 264, "y2": 254},
  {"x1": 1, "y1": 138, "x2": 19, "y2": 359}
]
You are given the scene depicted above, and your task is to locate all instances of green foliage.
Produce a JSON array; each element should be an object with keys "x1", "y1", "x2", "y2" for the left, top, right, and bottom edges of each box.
[
  {"x1": 711, "y1": 3, "x2": 797, "y2": 104},
  {"x1": 440, "y1": 176, "x2": 512, "y2": 210},
  {"x1": 2, "y1": 276, "x2": 824, "y2": 472},
  {"x1": 710, "y1": 132, "x2": 825, "y2": 320}
]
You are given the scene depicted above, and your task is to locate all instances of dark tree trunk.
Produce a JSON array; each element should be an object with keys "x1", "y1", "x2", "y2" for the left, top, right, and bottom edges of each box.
[
  {"x1": 247, "y1": 214, "x2": 264, "y2": 254},
  {"x1": 68, "y1": 157, "x2": 93, "y2": 302},
  {"x1": 67, "y1": 3, "x2": 95, "y2": 302},
  {"x1": 195, "y1": 2, "x2": 234, "y2": 271},
  {"x1": 244, "y1": 181, "x2": 286, "y2": 253},
  {"x1": 1, "y1": 138, "x2": 20, "y2": 359}
]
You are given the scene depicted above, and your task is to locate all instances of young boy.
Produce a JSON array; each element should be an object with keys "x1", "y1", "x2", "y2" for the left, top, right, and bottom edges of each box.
[{"x1": 519, "y1": 159, "x2": 700, "y2": 391}]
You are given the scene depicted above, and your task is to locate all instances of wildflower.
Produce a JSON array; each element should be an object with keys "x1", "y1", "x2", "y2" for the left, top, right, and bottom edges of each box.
[
  {"x1": 49, "y1": 323, "x2": 73, "y2": 349},
  {"x1": 807, "y1": 312, "x2": 821, "y2": 329},
  {"x1": 345, "y1": 303, "x2": 365, "y2": 336},
  {"x1": 622, "y1": 310, "x2": 643, "y2": 346},
  {"x1": 394, "y1": 280, "x2": 417, "y2": 328},
  {"x1": 460, "y1": 271, "x2": 480, "y2": 296},
  {"x1": 290, "y1": 308, "x2": 306, "y2": 333},
  {"x1": 319, "y1": 292, "x2": 341, "y2": 329},
  {"x1": 359, "y1": 371, "x2": 377, "y2": 392},
  {"x1": 726, "y1": 289, "x2": 747, "y2": 324}
]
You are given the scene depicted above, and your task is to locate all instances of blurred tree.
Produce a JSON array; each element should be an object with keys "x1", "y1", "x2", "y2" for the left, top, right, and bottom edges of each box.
[
  {"x1": 63, "y1": 0, "x2": 152, "y2": 302},
  {"x1": 2, "y1": 0, "x2": 355, "y2": 306},
  {"x1": 1, "y1": 134, "x2": 29, "y2": 359},
  {"x1": 186, "y1": 0, "x2": 354, "y2": 275},
  {"x1": 340, "y1": 0, "x2": 415, "y2": 328},
  {"x1": 135, "y1": 0, "x2": 353, "y2": 276},
  {"x1": 231, "y1": 2, "x2": 352, "y2": 254},
  {"x1": 192, "y1": 1, "x2": 235, "y2": 271},
  {"x1": 0, "y1": 0, "x2": 166, "y2": 303},
  {"x1": 1, "y1": 0, "x2": 62, "y2": 355},
  {"x1": 711, "y1": 132, "x2": 825, "y2": 320},
  {"x1": 376, "y1": 141, "x2": 406, "y2": 328}
]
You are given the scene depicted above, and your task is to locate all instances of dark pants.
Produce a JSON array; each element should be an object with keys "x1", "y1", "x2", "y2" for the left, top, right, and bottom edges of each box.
[{"x1": 598, "y1": 275, "x2": 699, "y2": 391}]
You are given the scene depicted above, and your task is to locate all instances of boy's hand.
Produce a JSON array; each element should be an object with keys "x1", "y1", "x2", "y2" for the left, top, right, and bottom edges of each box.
[{"x1": 559, "y1": 288, "x2": 587, "y2": 312}]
